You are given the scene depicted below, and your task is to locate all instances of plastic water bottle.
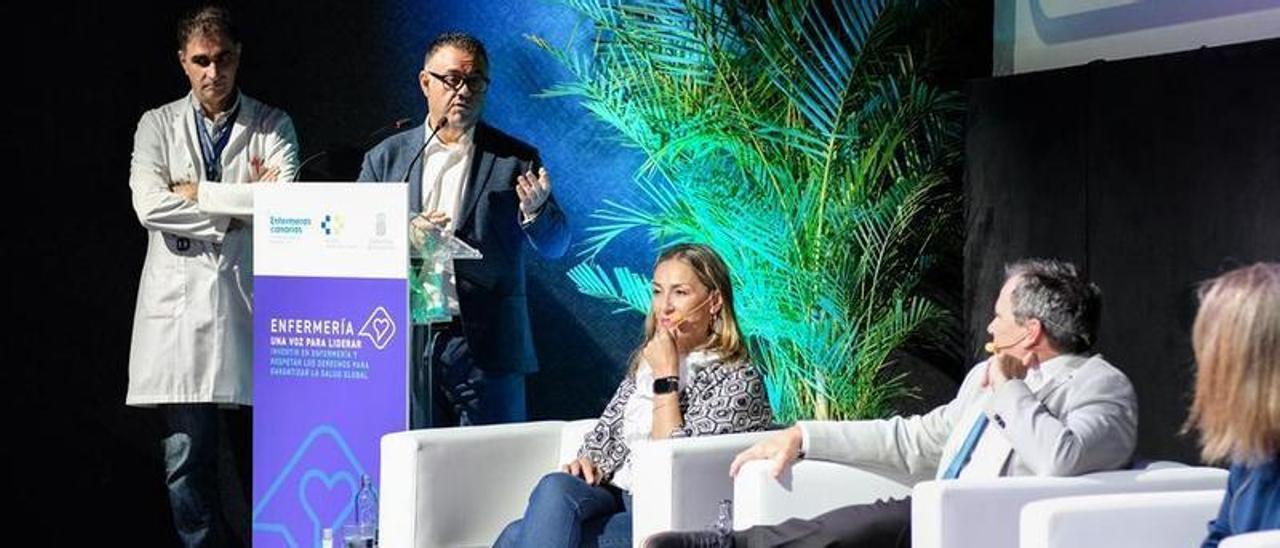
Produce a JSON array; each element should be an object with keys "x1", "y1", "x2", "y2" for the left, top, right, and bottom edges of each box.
[
  {"x1": 356, "y1": 474, "x2": 379, "y2": 528},
  {"x1": 711, "y1": 498, "x2": 733, "y2": 535},
  {"x1": 344, "y1": 474, "x2": 378, "y2": 546}
]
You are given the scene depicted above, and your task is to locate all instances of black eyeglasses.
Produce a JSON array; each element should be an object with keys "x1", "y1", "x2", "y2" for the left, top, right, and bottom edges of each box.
[{"x1": 426, "y1": 71, "x2": 490, "y2": 93}]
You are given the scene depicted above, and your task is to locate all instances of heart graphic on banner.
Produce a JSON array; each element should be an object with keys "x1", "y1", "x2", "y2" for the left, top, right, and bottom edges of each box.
[
  {"x1": 299, "y1": 469, "x2": 357, "y2": 541},
  {"x1": 357, "y1": 306, "x2": 398, "y2": 350},
  {"x1": 373, "y1": 318, "x2": 390, "y2": 341}
]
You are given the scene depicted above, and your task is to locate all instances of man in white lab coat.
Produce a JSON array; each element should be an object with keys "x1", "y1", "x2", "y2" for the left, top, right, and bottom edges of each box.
[{"x1": 125, "y1": 5, "x2": 298, "y2": 546}]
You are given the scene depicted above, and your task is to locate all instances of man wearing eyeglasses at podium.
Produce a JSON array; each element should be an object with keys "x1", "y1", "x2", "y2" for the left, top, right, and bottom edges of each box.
[{"x1": 359, "y1": 32, "x2": 570, "y2": 428}]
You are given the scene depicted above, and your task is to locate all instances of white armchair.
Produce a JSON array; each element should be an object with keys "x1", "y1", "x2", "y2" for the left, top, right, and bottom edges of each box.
[
  {"x1": 911, "y1": 463, "x2": 1228, "y2": 548},
  {"x1": 378, "y1": 420, "x2": 772, "y2": 548},
  {"x1": 378, "y1": 420, "x2": 593, "y2": 548},
  {"x1": 731, "y1": 458, "x2": 1228, "y2": 548},
  {"x1": 1018, "y1": 489, "x2": 1224, "y2": 548}
]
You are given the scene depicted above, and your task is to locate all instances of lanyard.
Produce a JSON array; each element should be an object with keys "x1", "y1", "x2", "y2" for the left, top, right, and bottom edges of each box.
[{"x1": 194, "y1": 103, "x2": 240, "y2": 182}]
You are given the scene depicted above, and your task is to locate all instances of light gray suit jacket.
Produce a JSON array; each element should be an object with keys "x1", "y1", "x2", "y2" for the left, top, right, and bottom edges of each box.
[{"x1": 800, "y1": 354, "x2": 1138, "y2": 484}]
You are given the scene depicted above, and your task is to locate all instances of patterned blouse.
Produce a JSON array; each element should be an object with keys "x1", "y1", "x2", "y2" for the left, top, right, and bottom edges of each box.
[{"x1": 577, "y1": 352, "x2": 773, "y2": 486}]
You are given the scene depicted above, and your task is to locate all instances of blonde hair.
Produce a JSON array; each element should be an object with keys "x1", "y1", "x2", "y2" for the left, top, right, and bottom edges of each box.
[
  {"x1": 1185, "y1": 263, "x2": 1280, "y2": 465},
  {"x1": 628, "y1": 244, "x2": 747, "y2": 376}
]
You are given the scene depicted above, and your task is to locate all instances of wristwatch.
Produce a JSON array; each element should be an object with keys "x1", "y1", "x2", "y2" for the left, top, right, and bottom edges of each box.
[{"x1": 653, "y1": 376, "x2": 680, "y2": 395}]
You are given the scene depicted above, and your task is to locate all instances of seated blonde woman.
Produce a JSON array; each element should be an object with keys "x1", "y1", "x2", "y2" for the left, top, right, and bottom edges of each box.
[
  {"x1": 1186, "y1": 263, "x2": 1280, "y2": 547},
  {"x1": 494, "y1": 243, "x2": 773, "y2": 547}
]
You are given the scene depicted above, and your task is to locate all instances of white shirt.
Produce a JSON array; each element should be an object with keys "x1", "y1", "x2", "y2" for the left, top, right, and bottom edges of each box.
[
  {"x1": 610, "y1": 350, "x2": 715, "y2": 491},
  {"x1": 419, "y1": 125, "x2": 475, "y2": 315}
]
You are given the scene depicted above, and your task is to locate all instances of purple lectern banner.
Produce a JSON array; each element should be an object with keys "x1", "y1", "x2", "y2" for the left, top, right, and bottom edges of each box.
[{"x1": 252, "y1": 275, "x2": 407, "y2": 548}]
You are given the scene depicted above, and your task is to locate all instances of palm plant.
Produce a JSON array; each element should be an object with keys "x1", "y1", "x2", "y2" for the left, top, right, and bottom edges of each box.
[{"x1": 534, "y1": 0, "x2": 962, "y2": 422}]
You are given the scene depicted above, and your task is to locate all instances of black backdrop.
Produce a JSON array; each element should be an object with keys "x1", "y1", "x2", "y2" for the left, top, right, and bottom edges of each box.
[
  {"x1": 965, "y1": 37, "x2": 1280, "y2": 464},
  {"x1": 6, "y1": 3, "x2": 642, "y2": 545}
]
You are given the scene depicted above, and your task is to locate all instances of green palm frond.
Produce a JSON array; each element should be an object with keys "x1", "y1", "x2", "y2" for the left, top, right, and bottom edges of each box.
[
  {"x1": 566, "y1": 262, "x2": 652, "y2": 315},
  {"x1": 535, "y1": 0, "x2": 962, "y2": 422},
  {"x1": 753, "y1": 0, "x2": 889, "y2": 138}
]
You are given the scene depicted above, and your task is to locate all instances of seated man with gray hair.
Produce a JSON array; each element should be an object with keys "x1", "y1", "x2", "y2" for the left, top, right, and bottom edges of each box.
[{"x1": 648, "y1": 258, "x2": 1138, "y2": 548}]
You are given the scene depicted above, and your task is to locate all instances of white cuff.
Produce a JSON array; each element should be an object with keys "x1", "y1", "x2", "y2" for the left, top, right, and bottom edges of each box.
[{"x1": 519, "y1": 206, "x2": 542, "y2": 226}]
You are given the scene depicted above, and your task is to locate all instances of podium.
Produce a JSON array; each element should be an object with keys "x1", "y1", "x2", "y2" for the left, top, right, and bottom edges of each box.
[
  {"x1": 409, "y1": 221, "x2": 482, "y2": 324},
  {"x1": 249, "y1": 183, "x2": 410, "y2": 547}
]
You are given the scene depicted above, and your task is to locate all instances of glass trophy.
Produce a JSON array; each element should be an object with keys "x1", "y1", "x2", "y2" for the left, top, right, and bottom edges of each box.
[{"x1": 408, "y1": 223, "x2": 481, "y2": 325}]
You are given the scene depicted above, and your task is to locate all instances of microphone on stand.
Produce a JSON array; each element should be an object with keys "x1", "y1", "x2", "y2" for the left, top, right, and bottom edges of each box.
[
  {"x1": 400, "y1": 116, "x2": 450, "y2": 183},
  {"x1": 296, "y1": 117, "x2": 414, "y2": 176},
  {"x1": 402, "y1": 115, "x2": 455, "y2": 427},
  {"x1": 362, "y1": 117, "x2": 414, "y2": 147}
]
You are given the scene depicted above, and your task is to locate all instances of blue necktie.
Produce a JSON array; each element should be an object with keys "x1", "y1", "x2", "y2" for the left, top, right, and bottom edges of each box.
[{"x1": 942, "y1": 414, "x2": 990, "y2": 479}]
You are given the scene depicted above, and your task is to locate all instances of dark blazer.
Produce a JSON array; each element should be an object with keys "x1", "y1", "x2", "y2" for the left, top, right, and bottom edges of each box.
[{"x1": 358, "y1": 121, "x2": 570, "y2": 373}]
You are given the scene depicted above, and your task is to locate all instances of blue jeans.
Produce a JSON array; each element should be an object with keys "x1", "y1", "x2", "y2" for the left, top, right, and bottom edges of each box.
[
  {"x1": 160, "y1": 404, "x2": 224, "y2": 548},
  {"x1": 494, "y1": 473, "x2": 632, "y2": 548}
]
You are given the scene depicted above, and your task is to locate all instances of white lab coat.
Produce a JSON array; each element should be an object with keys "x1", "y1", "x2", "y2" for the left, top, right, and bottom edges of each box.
[{"x1": 126, "y1": 92, "x2": 298, "y2": 406}]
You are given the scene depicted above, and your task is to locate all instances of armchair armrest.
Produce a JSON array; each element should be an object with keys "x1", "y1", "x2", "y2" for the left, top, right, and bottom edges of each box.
[
  {"x1": 1019, "y1": 489, "x2": 1224, "y2": 548},
  {"x1": 1221, "y1": 530, "x2": 1280, "y2": 547},
  {"x1": 379, "y1": 421, "x2": 569, "y2": 548},
  {"x1": 631, "y1": 431, "x2": 774, "y2": 547},
  {"x1": 732, "y1": 459, "x2": 913, "y2": 530}
]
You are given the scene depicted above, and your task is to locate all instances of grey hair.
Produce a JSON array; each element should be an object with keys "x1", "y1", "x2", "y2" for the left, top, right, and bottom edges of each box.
[{"x1": 1004, "y1": 259, "x2": 1103, "y2": 353}]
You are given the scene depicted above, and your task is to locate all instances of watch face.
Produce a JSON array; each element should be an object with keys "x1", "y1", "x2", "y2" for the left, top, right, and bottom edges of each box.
[{"x1": 653, "y1": 377, "x2": 679, "y2": 394}]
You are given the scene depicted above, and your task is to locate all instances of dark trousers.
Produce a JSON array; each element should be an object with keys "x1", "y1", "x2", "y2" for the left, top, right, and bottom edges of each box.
[
  {"x1": 733, "y1": 497, "x2": 911, "y2": 548},
  {"x1": 159, "y1": 404, "x2": 251, "y2": 548},
  {"x1": 410, "y1": 321, "x2": 527, "y2": 429}
]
